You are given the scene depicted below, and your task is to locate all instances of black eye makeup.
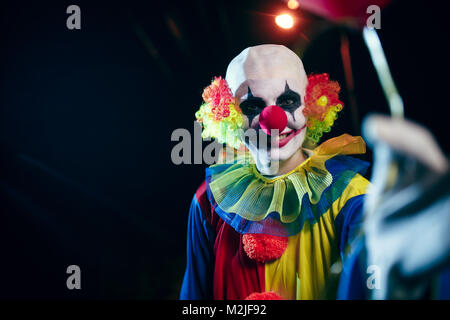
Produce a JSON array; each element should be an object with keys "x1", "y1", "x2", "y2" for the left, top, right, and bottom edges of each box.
[
  {"x1": 239, "y1": 83, "x2": 302, "y2": 125},
  {"x1": 239, "y1": 86, "x2": 266, "y2": 122},
  {"x1": 276, "y1": 83, "x2": 301, "y2": 113},
  {"x1": 240, "y1": 97, "x2": 265, "y2": 115}
]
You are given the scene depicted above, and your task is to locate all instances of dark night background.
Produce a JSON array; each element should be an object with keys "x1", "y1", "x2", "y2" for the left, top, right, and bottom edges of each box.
[{"x1": 0, "y1": 0, "x2": 448, "y2": 299}]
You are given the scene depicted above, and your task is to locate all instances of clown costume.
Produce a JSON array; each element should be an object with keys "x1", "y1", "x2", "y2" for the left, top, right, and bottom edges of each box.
[{"x1": 180, "y1": 44, "x2": 370, "y2": 300}]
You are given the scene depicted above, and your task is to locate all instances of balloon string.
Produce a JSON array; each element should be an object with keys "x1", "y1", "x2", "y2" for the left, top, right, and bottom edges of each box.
[{"x1": 362, "y1": 27, "x2": 404, "y2": 118}]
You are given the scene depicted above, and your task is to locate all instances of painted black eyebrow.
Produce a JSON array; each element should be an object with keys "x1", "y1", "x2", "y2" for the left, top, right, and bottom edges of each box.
[
  {"x1": 240, "y1": 96, "x2": 265, "y2": 109},
  {"x1": 247, "y1": 86, "x2": 254, "y2": 99},
  {"x1": 276, "y1": 82, "x2": 301, "y2": 102},
  {"x1": 279, "y1": 82, "x2": 299, "y2": 97},
  {"x1": 276, "y1": 81, "x2": 302, "y2": 118},
  {"x1": 277, "y1": 90, "x2": 300, "y2": 100},
  {"x1": 240, "y1": 86, "x2": 265, "y2": 109},
  {"x1": 240, "y1": 86, "x2": 265, "y2": 125}
]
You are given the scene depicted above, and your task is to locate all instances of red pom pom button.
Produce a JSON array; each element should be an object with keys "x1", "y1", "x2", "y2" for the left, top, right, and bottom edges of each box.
[
  {"x1": 245, "y1": 291, "x2": 283, "y2": 300},
  {"x1": 242, "y1": 233, "x2": 288, "y2": 263}
]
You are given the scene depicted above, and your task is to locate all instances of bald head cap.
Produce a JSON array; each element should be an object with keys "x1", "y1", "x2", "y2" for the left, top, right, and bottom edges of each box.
[{"x1": 225, "y1": 44, "x2": 308, "y2": 103}]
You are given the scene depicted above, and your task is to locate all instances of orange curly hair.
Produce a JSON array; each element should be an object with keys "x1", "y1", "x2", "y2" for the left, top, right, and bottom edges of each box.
[{"x1": 303, "y1": 73, "x2": 344, "y2": 144}]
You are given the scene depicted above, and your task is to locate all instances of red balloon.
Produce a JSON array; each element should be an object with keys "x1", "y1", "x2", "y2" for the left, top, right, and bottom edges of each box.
[{"x1": 298, "y1": 0, "x2": 391, "y2": 27}]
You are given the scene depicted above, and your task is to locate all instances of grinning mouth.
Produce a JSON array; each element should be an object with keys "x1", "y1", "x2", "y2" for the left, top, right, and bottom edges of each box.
[
  {"x1": 272, "y1": 125, "x2": 306, "y2": 148},
  {"x1": 248, "y1": 125, "x2": 306, "y2": 149}
]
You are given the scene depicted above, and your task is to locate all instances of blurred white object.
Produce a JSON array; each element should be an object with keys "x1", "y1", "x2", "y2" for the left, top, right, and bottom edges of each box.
[
  {"x1": 363, "y1": 114, "x2": 449, "y2": 299},
  {"x1": 363, "y1": 28, "x2": 404, "y2": 118},
  {"x1": 364, "y1": 114, "x2": 448, "y2": 173}
]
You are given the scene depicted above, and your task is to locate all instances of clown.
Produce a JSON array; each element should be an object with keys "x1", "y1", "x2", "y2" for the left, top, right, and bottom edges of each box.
[{"x1": 180, "y1": 44, "x2": 370, "y2": 300}]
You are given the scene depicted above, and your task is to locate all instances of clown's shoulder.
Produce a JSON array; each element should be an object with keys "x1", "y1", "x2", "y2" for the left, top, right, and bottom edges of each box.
[
  {"x1": 193, "y1": 181, "x2": 212, "y2": 222},
  {"x1": 191, "y1": 180, "x2": 222, "y2": 232},
  {"x1": 320, "y1": 153, "x2": 371, "y2": 219}
]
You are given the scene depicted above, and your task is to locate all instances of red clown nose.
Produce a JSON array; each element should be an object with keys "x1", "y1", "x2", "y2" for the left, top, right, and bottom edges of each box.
[{"x1": 259, "y1": 105, "x2": 288, "y2": 136}]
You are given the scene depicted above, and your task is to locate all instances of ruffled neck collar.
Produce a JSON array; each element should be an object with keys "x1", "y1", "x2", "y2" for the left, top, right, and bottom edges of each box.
[{"x1": 205, "y1": 134, "x2": 367, "y2": 234}]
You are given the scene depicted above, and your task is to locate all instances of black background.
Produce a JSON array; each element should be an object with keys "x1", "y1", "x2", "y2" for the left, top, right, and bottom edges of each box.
[{"x1": 1, "y1": 0, "x2": 448, "y2": 299}]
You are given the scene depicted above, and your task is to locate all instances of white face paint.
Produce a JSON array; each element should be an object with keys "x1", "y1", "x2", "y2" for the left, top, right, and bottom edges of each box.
[{"x1": 225, "y1": 45, "x2": 308, "y2": 166}]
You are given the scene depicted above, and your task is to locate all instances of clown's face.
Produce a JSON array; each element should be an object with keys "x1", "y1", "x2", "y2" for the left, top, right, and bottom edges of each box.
[
  {"x1": 237, "y1": 79, "x2": 306, "y2": 162},
  {"x1": 226, "y1": 45, "x2": 308, "y2": 166}
]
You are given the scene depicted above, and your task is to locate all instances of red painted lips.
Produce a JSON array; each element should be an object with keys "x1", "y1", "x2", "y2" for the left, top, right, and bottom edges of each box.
[{"x1": 275, "y1": 125, "x2": 306, "y2": 148}]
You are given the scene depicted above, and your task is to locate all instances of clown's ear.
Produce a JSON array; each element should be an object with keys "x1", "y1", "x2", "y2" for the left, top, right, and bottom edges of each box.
[
  {"x1": 195, "y1": 76, "x2": 244, "y2": 149},
  {"x1": 304, "y1": 73, "x2": 343, "y2": 120}
]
